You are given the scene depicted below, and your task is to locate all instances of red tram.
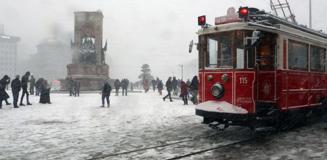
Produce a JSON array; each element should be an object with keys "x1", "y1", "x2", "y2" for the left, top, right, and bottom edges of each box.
[{"x1": 195, "y1": 7, "x2": 327, "y2": 130}]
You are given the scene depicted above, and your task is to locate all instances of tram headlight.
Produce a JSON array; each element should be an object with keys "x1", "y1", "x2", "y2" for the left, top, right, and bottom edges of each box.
[{"x1": 211, "y1": 83, "x2": 225, "y2": 99}]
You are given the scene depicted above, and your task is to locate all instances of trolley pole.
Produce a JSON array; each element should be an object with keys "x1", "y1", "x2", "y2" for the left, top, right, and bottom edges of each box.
[{"x1": 309, "y1": 0, "x2": 312, "y2": 28}]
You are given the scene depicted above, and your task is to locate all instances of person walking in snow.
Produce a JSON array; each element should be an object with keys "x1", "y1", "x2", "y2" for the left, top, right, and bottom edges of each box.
[
  {"x1": 29, "y1": 75, "x2": 35, "y2": 95},
  {"x1": 74, "y1": 80, "x2": 80, "y2": 97},
  {"x1": 180, "y1": 80, "x2": 188, "y2": 105},
  {"x1": 189, "y1": 76, "x2": 199, "y2": 105},
  {"x1": 157, "y1": 80, "x2": 163, "y2": 95},
  {"x1": 35, "y1": 78, "x2": 43, "y2": 96},
  {"x1": 121, "y1": 78, "x2": 129, "y2": 96},
  {"x1": 163, "y1": 77, "x2": 173, "y2": 102},
  {"x1": 151, "y1": 79, "x2": 157, "y2": 92},
  {"x1": 11, "y1": 75, "x2": 21, "y2": 108},
  {"x1": 0, "y1": 75, "x2": 11, "y2": 108},
  {"x1": 172, "y1": 77, "x2": 178, "y2": 96},
  {"x1": 114, "y1": 79, "x2": 121, "y2": 96},
  {"x1": 20, "y1": 71, "x2": 32, "y2": 106},
  {"x1": 102, "y1": 80, "x2": 112, "y2": 107},
  {"x1": 39, "y1": 79, "x2": 51, "y2": 104}
]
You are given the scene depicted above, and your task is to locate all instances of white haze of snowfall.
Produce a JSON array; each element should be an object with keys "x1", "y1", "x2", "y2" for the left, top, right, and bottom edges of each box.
[
  {"x1": 0, "y1": 0, "x2": 326, "y2": 81},
  {"x1": 1, "y1": 92, "x2": 327, "y2": 159}
]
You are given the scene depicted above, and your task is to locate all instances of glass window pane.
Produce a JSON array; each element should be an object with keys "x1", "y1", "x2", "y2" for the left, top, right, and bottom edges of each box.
[
  {"x1": 310, "y1": 46, "x2": 325, "y2": 72},
  {"x1": 219, "y1": 34, "x2": 232, "y2": 68},
  {"x1": 288, "y1": 40, "x2": 308, "y2": 70},
  {"x1": 236, "y1": 48, "x2": 244, "y2": 69},
  {"x1": 207, "y1": 38, "x2": 218, "y2": 68}
]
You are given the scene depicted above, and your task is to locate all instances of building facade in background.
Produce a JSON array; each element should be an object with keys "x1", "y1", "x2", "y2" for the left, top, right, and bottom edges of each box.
[
  {"x1": 24, "y1": 39, "x2": 71, "y2": 81},
  {"x1": 0, "y1": 26, "x2": 20, "y2": 78}
]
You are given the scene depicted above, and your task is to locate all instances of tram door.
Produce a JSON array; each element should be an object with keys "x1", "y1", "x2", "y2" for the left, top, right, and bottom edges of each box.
[{"x1": 255, "y1": 33, "x2": 277, "y2": 103}]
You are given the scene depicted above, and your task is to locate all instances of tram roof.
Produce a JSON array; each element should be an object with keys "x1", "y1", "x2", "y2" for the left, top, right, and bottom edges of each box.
[{"x1": 198, "y1": 13, "x2": 327, "y2": 45}]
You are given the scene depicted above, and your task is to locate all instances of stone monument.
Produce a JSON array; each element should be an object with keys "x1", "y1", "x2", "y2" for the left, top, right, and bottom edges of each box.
[{"x1": 66, "y1": 11, "x2": 109, "y2": 90}]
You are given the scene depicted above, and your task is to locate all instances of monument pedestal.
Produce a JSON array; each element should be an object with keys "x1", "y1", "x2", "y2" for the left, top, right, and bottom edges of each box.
[{"x1": 67, "y1": 64, "x2": 109, "y2": 90}]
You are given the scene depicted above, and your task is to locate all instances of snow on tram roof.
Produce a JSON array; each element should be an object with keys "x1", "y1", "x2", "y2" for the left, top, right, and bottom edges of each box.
[{"x1": 198, "y1": 7, "x2": 327, "y2": 44}]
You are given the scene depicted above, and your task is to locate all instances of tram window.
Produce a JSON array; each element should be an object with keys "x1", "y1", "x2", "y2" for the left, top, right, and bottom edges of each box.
[
  {"x1": 257, "y1": 35, "x2": 275, "y2": 70},
  {"x1": 219, "y1": 34, "x2": 232, "y2": 68},
  {"x1": 310, "y1": 46, "x2": 326, "y2": 72},
  {"x1": 205, "y1": 32, "x2": 233, "y2": 68},
  {"x1": 236, "y1": 48, "x2": 245, "y2": 69},
  {"x1": 288, "y1": 40, "x2": 308, "y2": 70},
  {"x1": 207, "y1": 38, "x2": 218, "y2": 68},
  {"x1": 199, "y1": 35, "x2": 206, "y2": 69},
  {"x1": 247, "y1": 47, "x2": 255, "y2": 68}
]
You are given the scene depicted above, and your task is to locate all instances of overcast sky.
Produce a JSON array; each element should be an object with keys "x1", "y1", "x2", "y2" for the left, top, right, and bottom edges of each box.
[{"x1": 0, "y1": 0, "x2": 326, "y2": 81}]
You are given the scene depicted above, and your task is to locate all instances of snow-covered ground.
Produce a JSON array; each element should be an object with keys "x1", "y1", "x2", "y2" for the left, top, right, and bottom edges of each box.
[{"x1": 0, "y1": 91, "x2": 327, "y2": 160}]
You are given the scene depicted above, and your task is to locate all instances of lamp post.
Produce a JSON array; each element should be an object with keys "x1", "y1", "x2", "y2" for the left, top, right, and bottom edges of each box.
[
  {"x1": 309, "y1": 0, "x2": 312, "y2": 28},
  {"x1": 179, "y1": 64, "x2": 184, "y2": 80}
]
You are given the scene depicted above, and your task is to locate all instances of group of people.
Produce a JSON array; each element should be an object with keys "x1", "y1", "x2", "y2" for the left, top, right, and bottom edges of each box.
[
  {"x1": 0, "y1": 71, "x2": 51, "y2": 109},
  {"x1": 162, "y1": 76, "x2": 198, "y2": 105},
  {"x1": 68, "y1": 78, "x2": 80, "y2": 97},
  {"x1": 114, "y1": 78, "x2": 130, "y2": 96}
]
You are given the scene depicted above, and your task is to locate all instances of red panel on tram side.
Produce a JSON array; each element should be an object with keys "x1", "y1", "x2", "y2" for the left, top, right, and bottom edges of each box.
[
  {"x1": 310, "y1": 73, "x2": 326, "y2": 89},
  {"x1": 287, "y1": 71, "x2": 309, "y2": 90},
  {"x1": 274, "y1": 71, "x2": 285, "y2": 109},
  {"x1": 308, "y1": 73, "x2": 326, "y2": 105},
  {"x1": 257, "y1": 71, "x2": 275, "y2": 102},
  {"x1": 287, "y1": 91, "x2": 308, "y2": 108},
  {"x1": 308, "y1": 91, "x2": 322, "y2": 105},
  {"x1": 286, "y1": 71, "x2": 310, "y2": 108},
  {"x1": 235, "y1": 72, "x2": 256, "y2": 113},
  {"x1": 202, "y1": 71, "x2": 233, "y2": 104}
]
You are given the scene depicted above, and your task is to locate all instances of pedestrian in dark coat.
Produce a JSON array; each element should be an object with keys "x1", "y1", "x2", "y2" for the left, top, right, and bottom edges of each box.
[
  {"x1": 121, "y1": 79, "x2": 129, "y2": 96},
  {"x1": 35, "y1": 78, "x2": 43, "y2": 96},
  {"x1": 114, "y1": 79, "x2": 121, "y2": 96},
  {"x1": 20, "y1": 71, "x2": 32, "y2": 106},
  {"x1": 40, "y1": 80, "x2": 51, "y2": 104},
  {"x1": 180, "y1": 80, "x2": 188, "y2": 105},
  {"x1": 68, "y1": 78, "x2": 74, "y2": 96},
  {"x1": 0, "y1": 75, "x2": 11, "y2": 108},
  {"x1": 29, "y1": 75, "x2": 35, "y2": 95},
  {"x1": 74, "y1": 80, "x2": 80, "y2": 97},
  {"x1": 189, "y1": 76, "x2": 199, "y2": 104},
  {"x1": 11, "y1": 75, "x2": 21, "y2": 108},
  {"x1": 151, "y1": 79, "x2": 157, "y2": 92},
  {"x1": 157, "y1": 80, "x2": 163, "y2": 95},
  {"x1": 172, "y1": 77, "x2": 178, "y2": 96},
  {"x1": 143, "y1": 79, "x2": 150, "y2": 93},
  {"x1": 102, "y1": 81, "x2": 112, "y2": 107},
  {"x1": 163, "y1": 77, "x2": 173, "y2": 102}
]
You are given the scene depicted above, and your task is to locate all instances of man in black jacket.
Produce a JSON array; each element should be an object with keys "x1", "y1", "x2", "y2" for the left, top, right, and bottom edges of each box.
[
  {"x1": 102, "y1": 81, "x2": 112, "y2": 107},
  {"x1": 20, "y1": 71, "x2": 32, "y2": 106},
  {"x1": 163, "y1": 77, "x2": 173, "y2": 102},
  {"x1": 11, "y1": 75, "x2": 21, "y2": 108}
]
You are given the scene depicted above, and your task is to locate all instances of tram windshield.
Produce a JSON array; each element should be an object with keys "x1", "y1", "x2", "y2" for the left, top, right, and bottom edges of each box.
[
  {"x1": 199, "y1": 31, "x2": 246, "y2": 69},
  {"x1": 206, "y1": 32, "x2": 233, "y2": 68},
  {"x1": 199, "y1": 30, "x2": 276, "y2": 70}
]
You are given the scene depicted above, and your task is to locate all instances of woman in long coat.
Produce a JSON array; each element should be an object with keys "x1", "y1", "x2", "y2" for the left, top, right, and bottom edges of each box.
[
  {"x1": 0, "y1": 75, "x2": 11, "y2": 108},
  {"x1": 39, "y1": 80, "x2": 51, "y2": 104}
]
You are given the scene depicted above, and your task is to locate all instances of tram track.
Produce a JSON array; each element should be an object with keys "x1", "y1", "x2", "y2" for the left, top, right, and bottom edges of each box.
[
  {"x1": 88, "y1": 132, "x2": 218, "y2": 160},
  {"x1": 88, "y1": 127, "x2": 252, "y2": 160},
  {"x1": 166, "y1": 137, "x2": 254, "y2": 160}
]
